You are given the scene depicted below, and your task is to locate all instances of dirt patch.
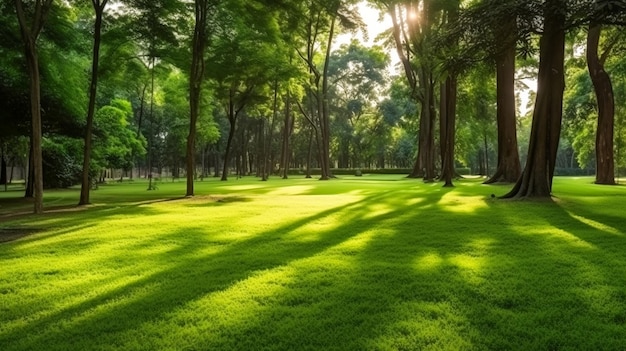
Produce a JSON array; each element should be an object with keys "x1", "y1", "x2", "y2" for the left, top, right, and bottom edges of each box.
[{"x1": 0, "y1": 228, "x2": 43, "y2": 243}]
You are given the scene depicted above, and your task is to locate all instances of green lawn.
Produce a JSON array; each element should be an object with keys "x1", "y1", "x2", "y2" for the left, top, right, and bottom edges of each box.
[{"x1": 1, "y1": 175, "x2": 625, "y2": 350}]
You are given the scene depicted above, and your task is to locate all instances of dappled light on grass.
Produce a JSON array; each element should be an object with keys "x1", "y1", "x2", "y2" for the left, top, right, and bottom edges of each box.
[
  {"x1": 437, "y1": 194, "x2": 488, "y2": 213},
  {"x1": 2, "y1": 176, "x2": 626, "y2": 349},
  {"x1": 528, "y1": 227, "x2": 596, "y2": 249},
  {"x1": 266, "y1": 185, "x2": 314, "y2": 196},
  {"x1": 567, "y1": 211, "x2": 623, "y2": 236}
]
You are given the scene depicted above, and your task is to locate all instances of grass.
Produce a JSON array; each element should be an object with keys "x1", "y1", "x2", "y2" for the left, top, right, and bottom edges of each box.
[{"x1": 1, "y1": 175, "x2": 625, "y2": 350}]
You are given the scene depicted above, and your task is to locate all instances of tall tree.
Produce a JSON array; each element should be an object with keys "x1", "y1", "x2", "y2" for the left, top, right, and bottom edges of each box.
[
  {"x1": 381, "y1": 0, "x2": 438, "y2": 181},
  {"x1": 294, "y1": 0, "x2": 362, "y2": 180},
  {"x1": 79, "y1": 0, "x2": 109, "y2": 205},
  {"x1": 504, "y1": 0, "x2": 566, "y2": 198},
  {"x1": 186, "y1": 0, "x2": 216, "y2": 196},
  {"x1": 14, "y1": 0, "x2": 54, "y2": 214},
  {"x1": 438, "y1": 1, "x2": 461, "y2": 187},
  {"x1": 587, "y1": 23, "x2": 615, "y2": 184}
]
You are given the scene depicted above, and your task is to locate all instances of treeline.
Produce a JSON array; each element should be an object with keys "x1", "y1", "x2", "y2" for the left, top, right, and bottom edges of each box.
[{"x1": 1, "y1": 0, "x2": 625, "y2": 212}]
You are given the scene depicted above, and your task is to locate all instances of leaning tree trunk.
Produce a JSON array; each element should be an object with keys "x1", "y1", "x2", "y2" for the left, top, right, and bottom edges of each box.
[
  {"x1": 503, "y1": 0, "x2": 565, "y2": 199},
  {"x1": 587, "y1": 24, "x2": 615, "y2": 185},
  {"x1": 485, "y1": 35, "x2": 521, "y2": 184}
]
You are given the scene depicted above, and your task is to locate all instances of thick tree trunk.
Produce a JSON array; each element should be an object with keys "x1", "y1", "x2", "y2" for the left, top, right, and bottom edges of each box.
[
  {"x1": 504, "y1": 0, "x2": 565, "y2": 199},
  {"x1": 587, "y1": 24, "x2": 615, "y2": 185},
  {"x1": 485, "y1": 38, "x2": 521, "y2": 184},
  {"x1": 79, "y1": 1, "x2": 107, "y2": 206}
]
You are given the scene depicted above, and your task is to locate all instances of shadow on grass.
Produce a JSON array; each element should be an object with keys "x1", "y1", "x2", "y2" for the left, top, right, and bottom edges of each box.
[{"x1": 1, "y1": 179, "x2": 626, "y2": 350}]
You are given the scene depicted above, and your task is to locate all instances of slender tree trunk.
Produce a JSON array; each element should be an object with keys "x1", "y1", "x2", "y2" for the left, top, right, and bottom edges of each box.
[
  {"x1": 485, "y1": 34, "x2": 521, "y2": 184},
  {"x1": 504, "y1": 0, "x2": 565, "y2": 198},
  {"x1": 79, "y1": 0, "x2": 107, "y2": 205},
  {"x1": 15, "y1": 0, "x2": 53, "y2": 214},
  {"x1": 147, "y1": 57, "x2": 156, "y2": 190},
  {"x1": 484, "y1": 133, "x2": 489, "y2": 176},
  {"x1": 440, "y1": 75, "x2": 457, "y2": 187},
  {"x1": 587, "y1": 24, "x2": 615, "y2": 185},
  {"x1": 0, "y1": 147, "x2": 6, "y2": 186},
  {"x1": 186, "y1": 0, "x2": 209, "y2": 196},
  {"x1": 319, "y1": 14, "x2": 336, "y2": 180},
  {"x1": 410, "y1": 70, "x2": 436, "y2": 181},
  {"x1": 280, "y1": 91, "x2": 292, "y2": 179},
  {"x1": 221, "y1": 95, "x2": 237, "y2": 181},
  {"x1": 306, "y1": 128, "x2": 314, "y2": 178}
]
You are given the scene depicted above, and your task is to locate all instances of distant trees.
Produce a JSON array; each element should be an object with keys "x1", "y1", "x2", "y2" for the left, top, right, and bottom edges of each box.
[{"x1": 5, "y1": 0, "x2": 626, "y2": 211}]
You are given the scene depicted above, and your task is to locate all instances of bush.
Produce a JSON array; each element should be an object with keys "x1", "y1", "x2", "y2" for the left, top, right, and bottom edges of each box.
[{"x1": 42, "y1": 138, "x2": 82, "y2": 189}]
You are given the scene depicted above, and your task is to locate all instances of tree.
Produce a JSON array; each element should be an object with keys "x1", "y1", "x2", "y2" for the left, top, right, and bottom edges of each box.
[
  {"x1": 14, "y1": 0, "x2": 55, "y2": 213},
  {"x1": 504, "y1": 0, "x2": 566, "y2": 198},
  {"x1": 79, "y1": 0, "x2": 109, "y2": 205},
  {"x1": 384, "y1": 0, "x2": 438, "y2": 181},
  {"x1": 186, "y1": 0, "x2": 217, "y2": 196},
  {"x1": 587, "y1": 23, "x2": 616, "y2": 184},
  {"x1": 327, "y1": 40, "x2": 389, "y2": 168},
  {"x1": 505, "y1": 0, "x2": 626, "y2": 198},
  {"x1": 294, "y1": 0, "x2": 362, "y2": 180}
]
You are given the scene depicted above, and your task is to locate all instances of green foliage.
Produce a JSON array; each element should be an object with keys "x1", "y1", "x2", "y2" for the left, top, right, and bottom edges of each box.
[
  {"x1": 41, "y1": 137, "x2": 83, "y2": 188},
  {"x1": 93, "y1": 101, "x2": 146, "y2": 173}
]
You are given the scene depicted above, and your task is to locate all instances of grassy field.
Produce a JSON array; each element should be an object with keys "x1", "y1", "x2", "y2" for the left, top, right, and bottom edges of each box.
[{"x1": 0, "y1": 175, "x2": 625, "y2": 350}]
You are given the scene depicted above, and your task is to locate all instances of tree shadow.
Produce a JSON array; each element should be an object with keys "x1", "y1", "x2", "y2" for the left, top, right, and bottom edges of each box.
[{"x1": 2, "y1": 179, "x2": 626, "y2": 350}]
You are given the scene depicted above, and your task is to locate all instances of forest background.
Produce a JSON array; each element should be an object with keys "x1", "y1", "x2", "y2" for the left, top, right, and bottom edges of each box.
[{"x1": 1, "y1": 0, "x2": 626, "y2": 213}]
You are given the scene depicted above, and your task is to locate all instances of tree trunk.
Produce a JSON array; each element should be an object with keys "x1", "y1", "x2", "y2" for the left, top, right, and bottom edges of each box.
[
  {"x1": 280, "y1": 91, "x2": 292, "y2": 179},
  {"x1": 0, "y1": 147, "x2": 6, "y2": 186},
  {"x1": 439, "y1": 75, "x2": 457, "y2": 187},
  {"x1": 79, "y1": 0, "x2": 107, "y2": 205},
  {"x1": 485, "y1": 35, "x2": 521, "y2": 184},
  {"x1": 186, "y1": 0, "x2": 210, "y2": 196},
  {"x1": 504, "y1": 0, "x2": 565, "y2": 198},
  {"x1": 587, "y1": 24, "x2": 615, "y2": 185},
  {"x1": 221, "y1": 94, "x2": 237, "y2": 181},
  {"x1": 306, "y1": 128, "x2": 314, "y2": 178},
  {"x1": 147, "y1": 57, "x2": 157, "y2": 190},
  {"x1": 318, "y1": 15, "x2": 336, "y2": 180},
  {"x1": 15, "y1": 0, "x2": 53, "y2": 214}
]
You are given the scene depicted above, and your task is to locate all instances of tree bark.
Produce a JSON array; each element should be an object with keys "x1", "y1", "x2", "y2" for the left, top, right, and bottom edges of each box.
[
  {"x1": 587, "y1": 24, "x2": 615, "y2": 185},
  {"x1": 504, "y1": 0, "x2": 565, "y2": 198},
  {"x1": 485, "y1": 34, "x2": 521, "y2": 184},
  {"x1": 79, "y1": 0, "x2": 108, "y2": 205}
]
